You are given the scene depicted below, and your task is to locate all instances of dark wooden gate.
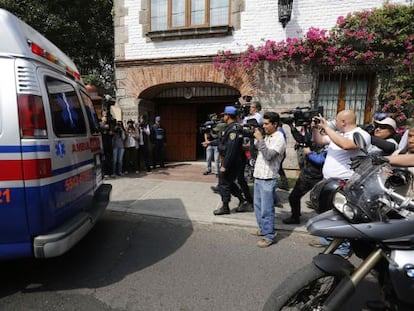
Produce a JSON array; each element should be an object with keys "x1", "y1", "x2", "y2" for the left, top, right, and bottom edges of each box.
[{"x1": 159, "y1": 103, "x2": 197, "y2": 161}]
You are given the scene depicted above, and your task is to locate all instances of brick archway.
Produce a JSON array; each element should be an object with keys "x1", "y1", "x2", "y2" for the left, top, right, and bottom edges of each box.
[
  {"x1": 116, "y1": 58, "x2": 256, "y2": 100},
  {"x1": 115, "y1": 58, "x2": 256, "y2": 161}
]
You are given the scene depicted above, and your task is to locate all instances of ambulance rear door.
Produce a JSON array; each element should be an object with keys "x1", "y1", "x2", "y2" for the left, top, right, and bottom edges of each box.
[{"x1": 0, "y1": 57, "x2": 32, "y2": 259}]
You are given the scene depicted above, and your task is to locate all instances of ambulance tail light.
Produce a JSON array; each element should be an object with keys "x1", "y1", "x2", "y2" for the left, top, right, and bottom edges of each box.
[
  {"x1": 18, "y1": 94, "x2": 48, "y2": 138},
  {"x1": 23, "y1": 158, "x2": 53, "y2": 179}
]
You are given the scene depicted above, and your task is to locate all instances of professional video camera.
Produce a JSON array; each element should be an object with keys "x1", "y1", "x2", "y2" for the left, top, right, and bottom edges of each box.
[
  {"x1": 242, "y1": 118, "x2": 265, "y2": 138},
  {"x1": 199, "y1": 113, "x2": 221, "y2": 134},
  {"x1": 280, "y1": 106, "x2": 324, "y2": 127},
  {"x1": 234, "y1": 100, "x2": 250, "y2": 120}
]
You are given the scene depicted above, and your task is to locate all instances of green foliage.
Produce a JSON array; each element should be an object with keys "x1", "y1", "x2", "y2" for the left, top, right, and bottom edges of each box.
[
  {"x1": 83, "y1": 74, "x2": 104, "y2": 88},
  {"x1": 0, "y1": 0, "x2": 115, "y2": 94}
]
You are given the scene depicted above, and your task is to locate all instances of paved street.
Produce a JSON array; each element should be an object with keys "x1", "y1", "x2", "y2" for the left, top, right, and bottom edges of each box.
[
  {"x1": 0, "y1": 212, "x2": 321, "y2": 311},
  {"x1": 0, "y1": 163, "x2": 379, "y2": 310}
]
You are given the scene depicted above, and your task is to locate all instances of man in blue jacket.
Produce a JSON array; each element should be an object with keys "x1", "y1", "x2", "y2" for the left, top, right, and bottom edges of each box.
[{"x1": 282, "y1": 144, "x2": 327, "y2": 224}]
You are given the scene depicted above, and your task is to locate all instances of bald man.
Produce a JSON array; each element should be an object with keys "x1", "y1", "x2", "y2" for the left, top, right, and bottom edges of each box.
[{"x1": 312, "y1": 110, "x2": 371, "y2": 179}]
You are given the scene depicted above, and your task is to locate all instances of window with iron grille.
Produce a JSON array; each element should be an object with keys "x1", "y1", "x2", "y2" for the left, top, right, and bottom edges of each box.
[{"x1": 317, "y1": 73, "x2": 374, "y2": 125}]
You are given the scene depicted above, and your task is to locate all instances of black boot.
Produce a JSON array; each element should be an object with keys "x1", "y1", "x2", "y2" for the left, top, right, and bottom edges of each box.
[
  {"x1": 235, "y1": 200, "x2": 252, "y2": 212},
  {"x1": 213, "y1": 203, "x2": 230, "y2": 215},
  {"x1": 278, "y1": 176, "x2": 289, "y2": 191},
  {"x1": 210, "y1": 185, "x2": 220, "y2": 194},
  {"x1": 282, "y1": 216, "x2": 300, "y2": 224}
]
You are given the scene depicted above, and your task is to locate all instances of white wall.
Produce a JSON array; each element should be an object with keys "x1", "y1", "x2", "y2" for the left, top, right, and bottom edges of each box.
[{"x1": 123, "y1": 0, "x2": 408, "y2": 59}]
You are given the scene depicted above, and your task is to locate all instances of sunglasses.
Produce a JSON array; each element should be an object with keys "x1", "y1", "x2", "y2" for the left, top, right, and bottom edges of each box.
[{"x1": 375, "y1": 124, "x2": 392, "y2": 130}]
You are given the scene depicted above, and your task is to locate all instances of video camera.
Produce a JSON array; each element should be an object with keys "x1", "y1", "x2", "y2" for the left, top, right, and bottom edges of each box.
[
  {"x1": 242, "y1": 118, "x2": 265, "y2": 138},
  {"x1": 199, "y1": 113, "x2": 221, "y2": 134},
  {"x1": 280, "y1": 106, "x2": 324, "y2": 127},
  {"x1": 234, "y1": 100, "x2": 250, "y2": 120}
]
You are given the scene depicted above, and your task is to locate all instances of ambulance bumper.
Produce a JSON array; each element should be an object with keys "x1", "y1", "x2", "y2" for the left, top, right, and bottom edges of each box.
[{"x1": 33, "y1": 183, "x2": 112, "y2": 258}]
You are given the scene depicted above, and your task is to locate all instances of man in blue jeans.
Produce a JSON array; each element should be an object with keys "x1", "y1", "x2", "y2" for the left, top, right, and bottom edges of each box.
[
  {"x1": 203, "y1": 127, "x2": 220, "y2": 176},
  {"x1": 251, "y1": 112, "x2": 286, "y2": 248}
]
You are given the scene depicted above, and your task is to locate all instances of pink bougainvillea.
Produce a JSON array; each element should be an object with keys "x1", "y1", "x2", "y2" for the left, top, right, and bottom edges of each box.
[{"x1": 213, "y1": 4, "x2": 414, "y2": 125}]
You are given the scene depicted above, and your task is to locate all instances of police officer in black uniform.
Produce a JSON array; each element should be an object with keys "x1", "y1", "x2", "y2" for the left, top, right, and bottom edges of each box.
[{"x1": 213, "y1": 106, "x2": 246, "y2": 215}]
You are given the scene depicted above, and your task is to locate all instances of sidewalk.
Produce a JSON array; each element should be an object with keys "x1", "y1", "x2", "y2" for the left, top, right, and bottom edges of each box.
[{"x1": 105, "y1": 162, "x2": 316, "y2": 233}]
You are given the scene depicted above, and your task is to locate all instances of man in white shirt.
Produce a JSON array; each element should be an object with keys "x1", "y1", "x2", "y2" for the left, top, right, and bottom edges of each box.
[
  {"x1": 312, "y1": 110, "x2": 371, "y2": 180},
  {"x1": 309, "y1": 110, "x2": 371, "y2": 256},
  {"x1": 252, "y1": 112, "x2": 286, "y2": 248}
]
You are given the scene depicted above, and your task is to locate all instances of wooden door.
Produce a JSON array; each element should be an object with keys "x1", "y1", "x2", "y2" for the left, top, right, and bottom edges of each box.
[{"x1": 159, "y1": 103, "x2": 197, "y2": 161}]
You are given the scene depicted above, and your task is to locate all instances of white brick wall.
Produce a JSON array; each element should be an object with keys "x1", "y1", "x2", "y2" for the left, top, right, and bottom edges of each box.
[{"x1": 122, "y1": 0, "x2": 407, "y2": 60}]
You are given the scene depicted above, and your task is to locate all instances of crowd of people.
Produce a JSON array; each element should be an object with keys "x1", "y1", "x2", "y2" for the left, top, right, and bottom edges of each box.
[
  {"x1": 201, "y1": 97, "x2": 414, "y2": 249},
  {"x1": 100, "y1": 98, "x2": 414, "y2": 250},
  {"x1": 100, "y1": 114, "x2": 166, "y2": 178}
]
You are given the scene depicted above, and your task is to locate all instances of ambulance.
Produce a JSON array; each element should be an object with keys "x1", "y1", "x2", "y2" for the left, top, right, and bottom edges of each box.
[{"x1": 0, "y1": 9, "x2": 111, "y2": 260}]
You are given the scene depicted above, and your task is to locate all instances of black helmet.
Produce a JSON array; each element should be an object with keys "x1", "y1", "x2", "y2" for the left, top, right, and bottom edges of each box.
[{"x1": 309, "y1": 178, "x2": 344, "y2": 214}]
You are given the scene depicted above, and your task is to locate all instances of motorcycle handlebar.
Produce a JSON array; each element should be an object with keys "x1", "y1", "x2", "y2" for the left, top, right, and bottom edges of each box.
[{"x1": 376, "y1": 175, "x2": 414, "y2": 210}]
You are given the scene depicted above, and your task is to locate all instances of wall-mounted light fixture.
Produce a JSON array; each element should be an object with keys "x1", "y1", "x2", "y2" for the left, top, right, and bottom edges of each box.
[{"x1": 278, "y1": 0, "x2": 293, "y2": 28}]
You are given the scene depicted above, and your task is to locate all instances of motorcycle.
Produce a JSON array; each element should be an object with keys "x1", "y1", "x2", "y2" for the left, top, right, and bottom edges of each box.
[{"x1": 263, "y1": 134, "x2": 414, "y2": 310}]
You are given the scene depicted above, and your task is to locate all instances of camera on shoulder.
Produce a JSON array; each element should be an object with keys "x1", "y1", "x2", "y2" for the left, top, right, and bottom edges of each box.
[
  {"x1": 280, "y1": 106, "x2": 324, "y2": 127},
  {"x1": 200, "y1": 113, "x2": 222, "y2": 134},
  {"x1": 242, "y1": 119, "x2": 264, "y2": 138}
]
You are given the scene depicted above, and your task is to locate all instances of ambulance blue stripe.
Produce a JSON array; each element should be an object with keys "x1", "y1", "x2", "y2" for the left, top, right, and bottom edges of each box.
[
  {"x1": 52, "y1": 159, "x2": 94, "y2": 175},
  {"x1": 0, "y1": 145, "x2": 50, "y2": 153}
]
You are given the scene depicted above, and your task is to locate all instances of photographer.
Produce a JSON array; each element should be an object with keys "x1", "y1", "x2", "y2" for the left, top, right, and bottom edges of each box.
[
  {"x1": 99, "y1": 114, "x2": 114, "y2": 177},
  {"x1": 138, "y1": 114, "x2": 152, "y2": 172},
  {"x1": 282, "y1": 124, "x2": 327, "y2": 224},
  {"x1": 202, "y1": 114, "x2": 220, "y2": 176},
  {"x1": 124, "y1": 120, "x2": 139, "y2": 174},
  {"x1": 112, "y1": 120, "x2": 126, "y2": 177},
  {"x1": 252, "y1": 112, "x2": 286, "y2": 247},
  {"x1": 242, "y1": 101, "x2": 263, "y2": 179},
  {"x1": 288, "y1": 123, "x2": 313, "y2": 170},
  {"x1": 242, "y1": 101, "x2": 263, "y2": 127},
  {"x1": 308, "y1": 110, "x2": 371, "y2": 256},
  {"x1": 281, "y1": 106, "x2": 322, "y2": 170}
]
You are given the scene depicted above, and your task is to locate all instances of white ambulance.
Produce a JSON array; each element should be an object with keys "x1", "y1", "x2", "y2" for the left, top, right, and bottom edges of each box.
[{"x1": 0, "y1": 9, "x2": 111, "y2": 260}]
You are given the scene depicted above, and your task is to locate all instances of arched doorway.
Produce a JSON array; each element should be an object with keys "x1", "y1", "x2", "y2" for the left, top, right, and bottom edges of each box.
[{"x1": 140, "y1": 83, "x2": 240, "y2": 161}]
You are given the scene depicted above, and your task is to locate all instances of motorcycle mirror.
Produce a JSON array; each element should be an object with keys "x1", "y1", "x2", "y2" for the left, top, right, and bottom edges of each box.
[{"x1": 353, "y1": 132, "x2": 368, "y2": 154}]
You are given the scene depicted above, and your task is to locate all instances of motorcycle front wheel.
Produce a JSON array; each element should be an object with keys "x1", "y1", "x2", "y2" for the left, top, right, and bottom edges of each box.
[{"x1": 263, "y1": 263, "x2": 344, "y2": 311}]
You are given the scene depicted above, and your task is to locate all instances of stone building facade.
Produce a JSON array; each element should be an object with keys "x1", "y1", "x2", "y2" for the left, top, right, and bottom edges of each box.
[{"x1": 113, "y1": 0, "x2": 406, "y2": 173}]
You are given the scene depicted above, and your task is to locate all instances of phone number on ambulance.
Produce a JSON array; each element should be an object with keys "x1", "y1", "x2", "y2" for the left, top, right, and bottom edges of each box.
[
  {"x1": 64, "y1": 171, "x2": 91, "y2": 192},
  {"x1": 0, "y1": 188, "x2": 11, "y2": 204}
]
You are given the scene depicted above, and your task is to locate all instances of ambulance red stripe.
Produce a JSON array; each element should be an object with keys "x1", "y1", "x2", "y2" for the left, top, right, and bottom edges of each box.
[{"x1": 0, "y1": 159, "x2": 52, "y2": 180}]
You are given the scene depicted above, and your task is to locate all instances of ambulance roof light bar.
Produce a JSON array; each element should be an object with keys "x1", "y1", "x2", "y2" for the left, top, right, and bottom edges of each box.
[{"x1": 27, "y1": 40, "x2": 81, "y2": 81}]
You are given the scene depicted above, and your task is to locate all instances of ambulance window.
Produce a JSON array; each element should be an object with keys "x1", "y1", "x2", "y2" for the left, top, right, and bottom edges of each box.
[
  {"x1": 46, "y1": 77, "x2": 87, "y2": 136},
  {"x1": 80, "y1": 91, "x2": 101, "y2": 135}
]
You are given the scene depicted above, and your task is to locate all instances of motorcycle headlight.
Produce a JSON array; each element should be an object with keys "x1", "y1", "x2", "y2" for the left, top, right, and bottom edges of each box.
[
  {"x1": 333, "y1": 192, "x2": 356, "y2": 220},
  {"x1": 333, "y1": 192, "x2": 347, "y2": 211}
]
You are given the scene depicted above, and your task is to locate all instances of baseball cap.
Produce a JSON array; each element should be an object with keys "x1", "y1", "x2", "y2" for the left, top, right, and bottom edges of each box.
[
  {"x1": 374, "y1": 117, "x2": 396, "y2": 131},
  {"x1": 222, "y1": 106, "x2": 237, "y2": 115}
]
